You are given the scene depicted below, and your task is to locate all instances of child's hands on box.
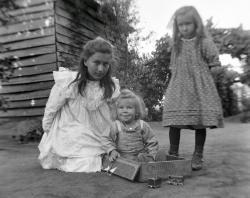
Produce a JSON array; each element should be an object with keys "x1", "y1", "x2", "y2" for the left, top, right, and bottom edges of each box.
[{"x1": 109, "y1": 150, "x2": 120, "y2": 162}]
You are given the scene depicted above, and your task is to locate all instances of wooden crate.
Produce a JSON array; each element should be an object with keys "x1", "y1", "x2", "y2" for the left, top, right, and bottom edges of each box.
[
  {"x1": 102, "y1": 155, "x2": 140, "y2": 181},
  {"x1": 137, "y1": 155, "x2": 191, "y2": 182}
]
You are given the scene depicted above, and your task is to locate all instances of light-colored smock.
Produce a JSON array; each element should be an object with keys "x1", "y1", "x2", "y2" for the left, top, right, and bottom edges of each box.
[
  {"x1": 162, "y1": 38, "x2": 224, "y2": 129},
  {"x1": 38, "y1": 69, "x2": 120, "y2": 172}
]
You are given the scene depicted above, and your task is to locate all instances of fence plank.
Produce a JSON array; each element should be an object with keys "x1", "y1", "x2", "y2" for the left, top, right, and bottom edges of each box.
[
  {"x1": 0, "y1": 81, "x2": 54, "y2": 94},
  {"x1": 0, "y1": 45, "x2": 56, "y2": 59},
  {"x1": 0, "y1": 27, "x2": 55, "y2": 43},
  {"x1": 2, "y1": 73, "x2": 53, "y2": 85},
  {"x1": 56, "y1": 33, "x2": 83, "y2": 48},
  {"x1": 0, "y1": 18, "x2": 54, "y2": 36},
  {"x1": 12, "y1": 53, "x2": 57, "y2": 67},
  {"x1": 0, "y1": 108, "x2": 45, "y2": 117},
  {"x1": 7, "y1": 3, "x2": 54, "y2": 17},
  {"x1": 57, "y1": 0, "x2": 103, "y2": 24},
  {"x1": 14, "y1": 0, "x2": 55, "y2": 8},
  {"x1": 57, "y1": 52, "x2": 79, "y2": 67},
  {"x1": 4, "y1": 89, "x2": 51, "y2": 101},
  {"x1": 57, "y1": 42, "x2": 81, "y2": 56},
  {"x1": 3, "y1": 36, "x2": 55, "y2": 51},
  {"x1": 55, "y1": 15, "x2": 96, "y2": 39},
  {"x1": 6, "y1": 10, "x2": 54, "y2": 26},
  {"x1": 55, "y1": 6, "x2": 103, "y2": 33},
  {"x1": 6, "y1": 98, "x2": 48, "y2": 108},
  {"x1": 56, "y1": 24, "x2": 91, "y2": 43},
  {"x1": 12, "y1": 63, "x2": 57, "y2": 77}
]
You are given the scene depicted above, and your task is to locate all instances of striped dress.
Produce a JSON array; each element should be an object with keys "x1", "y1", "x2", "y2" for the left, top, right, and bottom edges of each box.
[{"x1": 162, "y1": 37, "x2": 224, "y2": 129}]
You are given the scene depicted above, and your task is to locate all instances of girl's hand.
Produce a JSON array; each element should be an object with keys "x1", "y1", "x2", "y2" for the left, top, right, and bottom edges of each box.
[{"x1": 109, "y1": 150, "x2": 120, "y2": 162}]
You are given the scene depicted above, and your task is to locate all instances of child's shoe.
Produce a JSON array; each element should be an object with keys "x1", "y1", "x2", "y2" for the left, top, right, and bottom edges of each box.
[
  {"x1": 168, "y1": 145, "x2": 179, "y2": 157},
  {"x1": 191, "y1": 146, "x2": 204, "y2": 171}
]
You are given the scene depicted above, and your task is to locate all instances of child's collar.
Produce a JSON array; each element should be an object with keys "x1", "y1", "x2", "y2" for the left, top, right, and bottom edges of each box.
[
  {"x1": 181, "y1": 37, "x2": 196, "y2": 41},
  {"x1": 119, "y1": 120, "x2": 141, "y2": 132},
  {"x1": 87, "y1": 79, "x2": 100, "y2": 84}
]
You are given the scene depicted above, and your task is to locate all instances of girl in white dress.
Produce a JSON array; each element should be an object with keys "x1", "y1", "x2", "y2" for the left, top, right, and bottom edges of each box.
[{"x1": 38, "y1": 37, "x2": 120, "y2": 172}]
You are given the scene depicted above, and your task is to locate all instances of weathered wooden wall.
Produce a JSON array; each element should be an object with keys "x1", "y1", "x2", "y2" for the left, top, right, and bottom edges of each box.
[
  {"x1": 54, "y1": 0, "x2": 107, "y2": 69},
  {"x1": 0, "y1": 0, "x2": 121, "y2": 120},
  {"x1": 0, "y1": 0, "x2": 56, "y2": 119}
]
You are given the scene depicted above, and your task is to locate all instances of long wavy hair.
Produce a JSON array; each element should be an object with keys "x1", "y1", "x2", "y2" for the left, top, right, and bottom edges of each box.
[
  {"x1": 71, "y1": 37, "x2": 115, "y2": 99},
  {"x1": 171, "y1": 6, "x2": 208, "y2": 56}
]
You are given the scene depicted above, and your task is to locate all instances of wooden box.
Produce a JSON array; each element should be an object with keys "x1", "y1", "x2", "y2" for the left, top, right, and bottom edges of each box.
[
  {"x1": 137, "y1": 155, "x2": 191, "y2": 182},
  {"x1": 102, "y1": 155, "x2": 140, "y2": 181}
]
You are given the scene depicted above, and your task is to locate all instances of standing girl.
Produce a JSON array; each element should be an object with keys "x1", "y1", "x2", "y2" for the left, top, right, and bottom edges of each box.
[
  {"x1": 162, "y1": 6, "x2": 224, "y2": 170},
  {"x1": 38, "y1": 37, "x2": 120, "y2": 172}
]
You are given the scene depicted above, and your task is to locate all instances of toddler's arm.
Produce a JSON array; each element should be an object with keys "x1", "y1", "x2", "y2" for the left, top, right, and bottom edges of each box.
[
  {"x1": 141, "y1": 121, "x2": 159, "y2": 157},
  {"x1": 109, "y1": 150, "x2": 120, "y2": 162},
  {"x1": 101, "y1": 122, "x2": 119, "y2": 156}
]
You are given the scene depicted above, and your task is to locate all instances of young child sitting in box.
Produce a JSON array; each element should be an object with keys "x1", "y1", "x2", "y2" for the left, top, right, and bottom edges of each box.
[{"x1": 102, "y1": 89, "x2": 165, "y2": 162}]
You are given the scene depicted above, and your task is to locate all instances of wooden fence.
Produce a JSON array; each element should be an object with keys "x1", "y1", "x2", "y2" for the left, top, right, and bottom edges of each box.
[{"x1": 0, "y1": 0, "x2": 123, "y2": 120}]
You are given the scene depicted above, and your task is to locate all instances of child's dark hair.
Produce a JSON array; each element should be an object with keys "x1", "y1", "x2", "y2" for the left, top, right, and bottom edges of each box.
[
  {"x1": 172, "y1": 6, "x2": 208, "y2": 56},
  {"x1": 116, "y1": 89, "x2": 146, "y2": 120},
  {"x1": 71, "y1": 37, "x2": 115, "y2": 99}
]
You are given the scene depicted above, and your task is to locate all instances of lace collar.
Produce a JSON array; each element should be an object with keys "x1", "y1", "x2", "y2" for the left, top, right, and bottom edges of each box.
[{"x1": 181, "y1": 37, "x2": 196, "y2": 42}]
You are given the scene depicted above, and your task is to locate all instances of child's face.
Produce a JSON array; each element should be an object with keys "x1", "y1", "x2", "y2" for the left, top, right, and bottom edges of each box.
[
  {"x1": 177, "y1": 14, "x2": 195, "y2": 39},
  {"x1": 117, "y1": 98, "x2": 136, "y2": 124},
  {"x1": 84, "y1": 52, "x2": 111, "y2": 80}
]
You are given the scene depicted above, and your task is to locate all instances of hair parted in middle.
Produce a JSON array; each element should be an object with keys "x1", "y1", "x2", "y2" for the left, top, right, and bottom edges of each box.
[
  {"x1": 116, "y1": 89, "x2": 147, "y2": 120},
  {"x1": 71, "y1": 36, "x2": 115, "y2": 99},
  {"x1": 171, "y1": 6, "x2": 210, "y2": 56}
]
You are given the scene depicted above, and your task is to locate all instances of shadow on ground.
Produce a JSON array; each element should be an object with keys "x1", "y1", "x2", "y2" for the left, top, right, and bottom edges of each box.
[{"x1": 0, "y1": 117, "x2": 250, "y2": 198}]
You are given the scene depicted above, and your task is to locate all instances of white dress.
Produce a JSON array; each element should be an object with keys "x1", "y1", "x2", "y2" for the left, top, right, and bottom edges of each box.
[{"x1": 38, "y1": 69, "x2": 120, "y2": 172}]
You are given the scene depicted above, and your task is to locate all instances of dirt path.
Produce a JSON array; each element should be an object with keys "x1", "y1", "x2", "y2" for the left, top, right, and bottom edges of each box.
[{"x1": 0, "y1": 119, "x2": 250, "y2": 198}]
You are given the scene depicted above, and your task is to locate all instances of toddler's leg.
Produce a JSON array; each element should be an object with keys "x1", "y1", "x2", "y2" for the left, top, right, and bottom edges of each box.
[
  {"x1": 192, "y1": 129, "x2": 206, "y2": 171},
  {"x1": 154, "y1": 149, "x2": 167, "y2": 161},
  {"x1": 137, "y1": 153, "x2": 154, "y2": 162},
  {"x1": 168, "y1": 127, "x2": 181, "y2": 156}
]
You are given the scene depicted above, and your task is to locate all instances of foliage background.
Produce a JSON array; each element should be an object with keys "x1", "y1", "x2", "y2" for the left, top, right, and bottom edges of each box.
[
  {"x1": 99, "y1": 1, "x2": 250, "y2": 121},
  {"x1": 1, "y1": 0, "x2": 250, "y2": 121}
]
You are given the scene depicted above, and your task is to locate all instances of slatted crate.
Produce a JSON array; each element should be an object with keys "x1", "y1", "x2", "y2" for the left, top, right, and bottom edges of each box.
[
  {"x1": 102, "y1": 155, "x2": 191, "y2": 182},
  {"x1": 137, "y1": 155, "x2": 192, "y2": 182}
]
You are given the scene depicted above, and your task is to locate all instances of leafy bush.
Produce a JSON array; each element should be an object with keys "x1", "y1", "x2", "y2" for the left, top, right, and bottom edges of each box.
[
  {"x1": 12, "y1": 119, "x2": 44, "y2": 143},
  {"x1": 211, "y1": 66, "x2": 240, "y2": 117}
]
